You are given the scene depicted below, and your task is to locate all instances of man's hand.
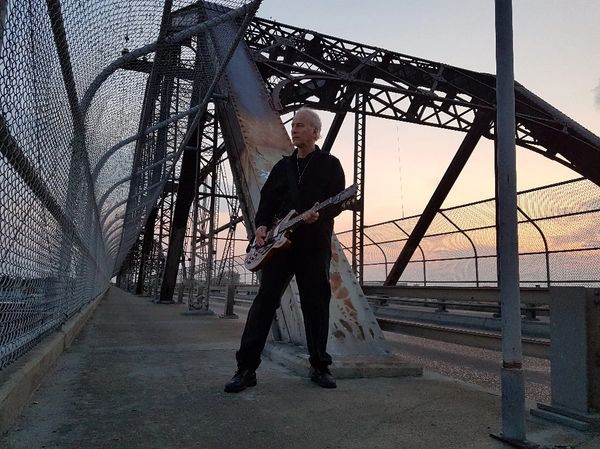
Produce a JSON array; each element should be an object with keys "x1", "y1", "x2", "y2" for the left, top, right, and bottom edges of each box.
[
  {"x1": 255, "y1": 225, "x2": 268, "y2": 247},
  {"x1": 302, "y1": 203, "x2": 319, "y2": 224}
]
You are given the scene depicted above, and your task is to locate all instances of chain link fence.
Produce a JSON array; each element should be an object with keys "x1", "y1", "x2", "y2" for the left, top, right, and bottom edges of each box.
[
  {"x1": 221, "y1": 178, "x2": 599, "y2": 289},
  {"x1": 335, "y1": 177, "x2": 600, "y2": 287},
  {"x1": 0, "y1": 0, "x2": 260, "y2": 369}
]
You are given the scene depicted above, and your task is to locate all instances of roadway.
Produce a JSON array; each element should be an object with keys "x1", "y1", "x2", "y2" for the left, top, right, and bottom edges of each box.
[{"x1": 4, "y1": 287, "x2": 593, "y2": 449}]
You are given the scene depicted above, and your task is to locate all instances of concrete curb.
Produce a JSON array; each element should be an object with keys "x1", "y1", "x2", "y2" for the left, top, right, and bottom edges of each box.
[{"x1": 0, "y1": 288, "x2": 108, "y2": 433}]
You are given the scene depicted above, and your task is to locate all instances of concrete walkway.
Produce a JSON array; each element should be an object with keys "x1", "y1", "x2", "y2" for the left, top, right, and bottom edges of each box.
[{"x1": 1, "y1": 287, "x2": 597, "y2": 449}]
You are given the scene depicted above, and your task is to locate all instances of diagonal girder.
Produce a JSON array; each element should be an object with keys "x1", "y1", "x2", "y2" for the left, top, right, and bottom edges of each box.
[{"x1": 384, "y1": 111, "x2": 494, "y2": 286}]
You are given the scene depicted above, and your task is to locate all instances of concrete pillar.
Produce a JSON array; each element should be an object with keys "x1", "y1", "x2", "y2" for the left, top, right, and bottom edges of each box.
[
  {"x1": 532, "y1": 287, "x2": 600, "y2": 430},
  {"x1": 219, "y1": 284, "x2": 238, "y2": 319}
]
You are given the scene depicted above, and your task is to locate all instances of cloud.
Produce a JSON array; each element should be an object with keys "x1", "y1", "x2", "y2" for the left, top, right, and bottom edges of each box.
[{"x1": 595, "y1": 80, "x2": 600, "y2": 109}]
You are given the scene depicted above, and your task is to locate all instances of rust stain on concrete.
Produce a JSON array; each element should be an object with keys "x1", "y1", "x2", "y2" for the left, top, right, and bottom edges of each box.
[
  {"x1": 339, "y1": 319, "x2": 353, "y2": 333},
  {"x1": 329, "y1": 270, "x2": 365, "y2": 339},
  {"x1": 333, "y1": 330, "x2": 345, "y2": 339},
  {"x1": 356, "y1": 325, "x2": 365, "y2": 340}
]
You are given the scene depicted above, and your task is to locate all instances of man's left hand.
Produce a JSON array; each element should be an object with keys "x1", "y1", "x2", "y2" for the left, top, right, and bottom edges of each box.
[{"x1": 302, "y1": 203, "x2": 319, "y2": 224}]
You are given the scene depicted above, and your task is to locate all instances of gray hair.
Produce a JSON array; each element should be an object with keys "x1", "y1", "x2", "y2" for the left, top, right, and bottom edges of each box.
[{"x1": 296, "y1": 107, "x2": 322, "y2": 138}]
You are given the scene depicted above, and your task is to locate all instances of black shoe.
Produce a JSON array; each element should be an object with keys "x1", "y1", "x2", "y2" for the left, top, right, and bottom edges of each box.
[
  {"x1": 310, "y1": 367, "x2": 337, "y2": 389},
  {"x1": 224, "y1": 369, "x2": 257, "y2": 393}
]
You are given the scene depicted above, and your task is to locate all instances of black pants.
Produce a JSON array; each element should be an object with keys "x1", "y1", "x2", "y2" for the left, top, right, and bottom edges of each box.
[{"x1": 236, "y1": 245, "x2": 332, "y2": 372}]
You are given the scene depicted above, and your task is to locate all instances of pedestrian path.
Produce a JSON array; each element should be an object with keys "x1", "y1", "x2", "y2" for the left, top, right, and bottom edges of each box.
[{"x1": 1, "y1": 287, "x2": 597, "y2": 449}]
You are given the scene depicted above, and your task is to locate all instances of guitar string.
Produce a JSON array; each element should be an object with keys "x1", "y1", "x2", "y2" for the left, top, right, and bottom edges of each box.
[{"x1": 246, "y1": 187, "x2": 353, "y2": 266}]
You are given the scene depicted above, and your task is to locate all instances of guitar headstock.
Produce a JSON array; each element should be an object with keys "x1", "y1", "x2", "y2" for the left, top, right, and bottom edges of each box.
[{"x1": 333, "y1": 184, "x2": 358, "y2": 204}]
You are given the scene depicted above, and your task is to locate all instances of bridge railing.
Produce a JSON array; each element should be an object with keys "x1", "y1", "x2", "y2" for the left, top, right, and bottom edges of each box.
[
  {"x1": 336, "y1": 177, "x2": 600, "y2": 287},
  {"x1": 221, "y1": 178, "x2": 599, "y2": 289}
]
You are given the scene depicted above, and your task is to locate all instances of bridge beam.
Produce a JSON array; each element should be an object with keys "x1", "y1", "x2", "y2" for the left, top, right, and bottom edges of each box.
[
  {"x1": 246, "y1": 17, "x2": 600, "y2": 186},
  {"x1": 158, "y1": 115, "x2": 228, "y2": 302},
  {"x1": 135, "y1": 207, "x2": 158, "y2": 295},
  {"x1": 352, "y1": 96, "x2": 366, "y2": 283},
  {"x1": 116, "y1": 0, "x2": 176, "y2": 275},
  {"x1": 321, "y1": 111, "x2": 346, "y2": 154}
]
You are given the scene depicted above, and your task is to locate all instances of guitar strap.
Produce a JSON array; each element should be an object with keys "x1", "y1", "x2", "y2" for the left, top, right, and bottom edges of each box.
[{"x1": 285, "y1": 155, "x2": 301, "y2": 210}]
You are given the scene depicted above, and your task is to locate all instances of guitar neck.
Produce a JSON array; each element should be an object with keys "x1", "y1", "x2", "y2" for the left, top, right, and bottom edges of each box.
[{"x1": 280, "y1": 197, "x2": 337, "y2": 233}]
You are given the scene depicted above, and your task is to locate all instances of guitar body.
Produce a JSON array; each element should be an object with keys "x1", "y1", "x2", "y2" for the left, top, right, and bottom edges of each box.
[
  {"x1": 244, "y1": 184, "x2": 358, "y2": 272},
  {"x1": 244, "y1": 210, "x2": 295, "y2": 272}
]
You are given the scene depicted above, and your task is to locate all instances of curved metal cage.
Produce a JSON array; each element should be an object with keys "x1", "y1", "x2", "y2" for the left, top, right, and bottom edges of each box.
[
  {"x1": 0, "y1": 0, "x2": 260, "y2": 369},
  {"x1": 336, "y1": 178, "x2": 600, "y2": 287}
]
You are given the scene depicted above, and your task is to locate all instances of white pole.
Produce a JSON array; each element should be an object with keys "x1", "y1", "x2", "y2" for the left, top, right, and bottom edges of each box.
[{"x1": 495, "y1": 0, "x2": 526, "y2": 441}]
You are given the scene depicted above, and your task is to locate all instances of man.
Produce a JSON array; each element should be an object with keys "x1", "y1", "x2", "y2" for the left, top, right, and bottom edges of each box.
[{"x1": 225, "y1": 107, "x2": 345, "y2": 392}]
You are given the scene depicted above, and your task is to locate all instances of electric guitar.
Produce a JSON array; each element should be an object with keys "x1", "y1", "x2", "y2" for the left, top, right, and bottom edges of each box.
[{"x1": 244, "y1": 184, "x2": 358, "y2": 272}]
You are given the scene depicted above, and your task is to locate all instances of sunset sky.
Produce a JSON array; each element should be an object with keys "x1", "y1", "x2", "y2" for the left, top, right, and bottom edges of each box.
[{"x1": 255, "y1": 0, "x2": 600, "y2": 231}]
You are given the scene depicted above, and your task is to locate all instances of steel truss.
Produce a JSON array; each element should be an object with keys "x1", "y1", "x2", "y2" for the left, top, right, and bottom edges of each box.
[
  {"x1": 352, "y1": 95, "x2": 366, "y2": 283},
  {"x1": 120, "y1": 11, "x2": 600, "y2": 291},
  {"x1": 242, "y1": 17, "x2": 600, "y2": 284},
  {"x1": 116, "y1": 30, "x2": 198, "y2": 295},
  {"x1": 244, "y1": 17, "x2": 600, "y2": 184},
  {"x1": 116, "y1": 3, "x2": 256, "y2": 300}
]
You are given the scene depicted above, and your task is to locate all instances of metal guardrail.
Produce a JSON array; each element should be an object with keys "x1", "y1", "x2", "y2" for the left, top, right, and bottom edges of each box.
[
  {"x1": 208, "y1": 284, "x2": 553, "y2": 358},
  {"x1": 362, "y1": 285, "x2": 598, "y2": 323},
  {"x1": 362, "y1": 285, "x2": 555, "y2": 304},
  {"x1": 366, "y1": 296, "x2": 548, "y2": 320},
  {"x1": 209, "y1": 284, "x2": 592, "y2": 317}
]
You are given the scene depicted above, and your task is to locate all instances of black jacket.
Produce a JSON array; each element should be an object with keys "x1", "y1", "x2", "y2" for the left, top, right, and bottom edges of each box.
[{"x1": 254, "y1": 147, "x2": 345, "y2": 252}]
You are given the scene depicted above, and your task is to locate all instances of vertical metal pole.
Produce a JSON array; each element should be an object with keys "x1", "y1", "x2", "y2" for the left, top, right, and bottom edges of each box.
[
  {"x1": 204, "y1": 157, "x2": 218, "y2": 309},
  {"x1": 495, "y1": 0, "x2": 526, "y2": 441},
  {"x1": 188, "y1": 141, "x2": 201, "y2": 308},
  {"x1": 136, "y1": 207, "x2": 158, "y2": 294},
  {"x1": 115, "y1": 0, "x2": 173, "y2": 275},
  {"x1": 153, "y1": 208, "x2": 166, "y2": 300}
]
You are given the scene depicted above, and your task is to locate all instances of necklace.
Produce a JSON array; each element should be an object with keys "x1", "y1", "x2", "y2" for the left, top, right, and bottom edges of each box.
[{"x1": 296, "y1": 152, "x2": 314, "y2": 184}]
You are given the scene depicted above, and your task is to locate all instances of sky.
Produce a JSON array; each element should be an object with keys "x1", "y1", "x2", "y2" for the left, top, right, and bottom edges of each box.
[{"x1": 254, "y1": 0, "x2": 600, "y2": 231}]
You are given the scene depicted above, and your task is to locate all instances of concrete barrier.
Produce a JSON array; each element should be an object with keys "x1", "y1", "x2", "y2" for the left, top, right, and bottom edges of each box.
[
  {"x1": 532, "y1": 287, "x2": 600, "y2": 430},
  {"x1": 0, "y1": 288, "x2": 107, "y2": 432}
]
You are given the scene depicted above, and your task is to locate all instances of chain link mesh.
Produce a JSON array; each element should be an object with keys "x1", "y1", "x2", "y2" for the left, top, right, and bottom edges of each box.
[
  {"x1": 335, "y1": 178, "x2": 600, "y2": 287},
  {"x1": 0, "y1": 0, "x2": 257, "y2": 369},
  {"x1": 223, "y1": 178, "x2": 599, "y2": 288}
]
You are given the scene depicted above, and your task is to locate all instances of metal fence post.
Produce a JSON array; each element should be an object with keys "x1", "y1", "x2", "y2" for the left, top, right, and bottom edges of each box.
[
  {"x1": 220, "y1": 284, "x2": 238, "y2": 319},
  {"x1": 516, "y1": 205, "x2": 551, "y2": 287},
  {"x1": 494, "y1": 0, "x2": 526, "y2": 442}
]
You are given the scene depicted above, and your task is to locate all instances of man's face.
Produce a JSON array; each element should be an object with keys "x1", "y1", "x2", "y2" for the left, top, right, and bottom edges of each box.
[{"x1": 291, "y1": 111, "x2": 318, "y2": 149}]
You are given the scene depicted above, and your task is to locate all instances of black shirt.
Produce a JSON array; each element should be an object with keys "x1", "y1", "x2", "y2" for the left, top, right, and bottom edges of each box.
[{"x1": 254, "y1": 146, "x2": 346, "y2": 252}]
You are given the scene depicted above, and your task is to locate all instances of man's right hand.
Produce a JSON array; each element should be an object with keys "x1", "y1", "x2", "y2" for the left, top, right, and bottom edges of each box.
[{"x1": 255, "y1": 226, "x2": 268, "y2": 247}]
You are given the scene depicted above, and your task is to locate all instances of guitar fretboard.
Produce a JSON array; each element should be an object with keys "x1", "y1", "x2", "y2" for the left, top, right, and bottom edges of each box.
[
  {"x1": 279, "y1": 197, "x2": 336, "y2": 233},
  {"x1": 277, "y1": 185, "x2": 357, "y2": 233}
]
